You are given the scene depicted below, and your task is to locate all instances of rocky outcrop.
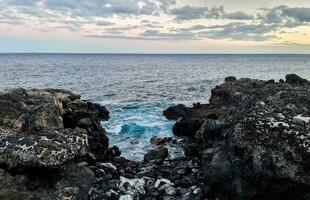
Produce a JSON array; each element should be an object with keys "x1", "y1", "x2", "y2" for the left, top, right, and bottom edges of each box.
[
  {"x1": 164, "y1": 74, "x2": 310, "y2": 199},
  {"x1": 0, "y1": 88, "x2": 110, "y2": 200},
  {"x1": 0, "y1": 88, "x2": 204, "y2": 200},
  {"x1": 1, "y1": 73, "x2": 309, "y2": 200}
]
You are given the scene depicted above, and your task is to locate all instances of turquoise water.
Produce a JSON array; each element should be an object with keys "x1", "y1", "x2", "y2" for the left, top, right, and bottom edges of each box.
[
  {"x1": 102, "y1": 103, "x2": 176, "y2": 160},
  {"x1": 1, "y1": 54, "x2": 310, "y2": 160}
]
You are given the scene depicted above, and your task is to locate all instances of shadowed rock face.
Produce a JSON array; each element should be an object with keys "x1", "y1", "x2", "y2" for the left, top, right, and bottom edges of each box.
[
  {"x1": 0, "y1": 88, "x2": 109, "y2": 199},
  {"x1": 164, "y1": 74, "x2": 310, "y2": 199}
]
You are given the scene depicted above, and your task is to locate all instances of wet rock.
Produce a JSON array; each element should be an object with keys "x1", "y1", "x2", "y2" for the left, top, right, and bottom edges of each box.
[
  {"x1": 98, "y1": 163, "x2": 117, "y2": 172},
  {"x1": 109, "y1": 146, "x2": 122, "y2": 157},
  {"x1": 144, "y1": 147, "x2": 169, "y2": 162},
  {"x1": 286, "y1": 74, "x2": 308, "y2": 84},
  {"x1": 150, "y1": 136, "x2": 172, "y2": 146},
  {"x1": 173, "y1": 119, "x2": 203, "y2": 137},
  {"x1": 225, "y1": 76, "x2": 237, "y2": 82},
  {"x1": 163, "y1": 104, "x2": 187, "y2": 120}
]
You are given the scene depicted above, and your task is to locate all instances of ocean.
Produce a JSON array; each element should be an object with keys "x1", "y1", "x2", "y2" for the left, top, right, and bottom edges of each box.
[{"x1": 1, "y1": 54, "x2": 309, "y2": 160}]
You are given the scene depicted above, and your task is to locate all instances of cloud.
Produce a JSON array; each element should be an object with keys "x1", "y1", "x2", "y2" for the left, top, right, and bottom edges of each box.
[
  {"x1": 0, "y1": 1, "x2": 310, "y2": 43},
  {"x1": 86, "y1": 29, "x2": 196, "y2": 40},
  {"x1": 170, "y1": 5, "x2": 255, "y2": 21},
  {"x1": 140, "y1": 29, "x2": 196, "y2": 40},
  {"x1": 95, "y1": 20, "x2": 115, "y2": 26},
  {"x1": 225, "y1": 11, "x2": 254, "y2": 20},
  {"x1": 282, "y1": 7, "x2": 310, "y2": 22},
  {"x1": 42, "y1": 0, "x2": 173, "y2": 17},
  {"x1": 170, "y1": 5, "x2": 224, "y2": 20},
  {"x1": 3, "y1": 0, "x2": 37, "y2": 7},
  {"x1": 260, "y1": 6, "x2": 310, "y2": 26},
  {"x1": 198, "y1": 22, "x2": 278, "y2": 41}
]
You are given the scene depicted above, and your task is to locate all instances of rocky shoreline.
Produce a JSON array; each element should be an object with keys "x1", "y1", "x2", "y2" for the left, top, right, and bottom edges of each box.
[{"x1": 0, "y1": 74, "x2": 309, "y2": 200}]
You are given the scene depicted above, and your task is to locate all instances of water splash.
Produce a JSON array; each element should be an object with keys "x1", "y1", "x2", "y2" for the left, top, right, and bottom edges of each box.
[{"x1": 102, "y1": 102, "x2": 178, "y2": 160}]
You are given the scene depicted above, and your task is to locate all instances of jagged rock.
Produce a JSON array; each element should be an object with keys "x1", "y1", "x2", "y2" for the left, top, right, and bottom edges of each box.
[
  {"x1": 172, "y1": 119, "x2": 203, "y2": 137},
  {"x1": 144, "y1": 147, "x2": 169, "y2": 162},
  {"x1": 0, "y1": 88, "x2": 110, "y2": 200},
  {"x1": 164, "y1": 75, "x2": 310, "y2": 199},
  {"x1": 0, "y1": 88, "x2": 63, "y2": 132},
  {"x1": 0, "y1": 127, "x2": 89, "y2": 169},
  {"x1": 163, "y1": 104, "x2": 187, "y2": 120}
]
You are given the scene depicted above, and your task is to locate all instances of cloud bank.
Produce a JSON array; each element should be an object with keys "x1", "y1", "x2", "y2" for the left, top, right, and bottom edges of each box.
[{"x1": 0, "y1": 0, "x2": 309, "y2": 43}]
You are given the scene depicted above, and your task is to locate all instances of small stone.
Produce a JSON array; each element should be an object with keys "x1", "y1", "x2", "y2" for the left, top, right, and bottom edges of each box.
[
  {"x1": 99, "y1": 163, "x2": 117, "y2": 171},
  {"x1": 155, "y1": 179, "x2": 173, "y2": 188},
  {"x1": 119, "y1": 195, "x2": 133, "y2": 200}
]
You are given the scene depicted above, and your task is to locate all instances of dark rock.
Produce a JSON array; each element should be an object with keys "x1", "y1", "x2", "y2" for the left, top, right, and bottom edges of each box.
[
  {"x1": 286, "y1": 74, "x2": 308, "y2": 84},
  {"x1": 109, "y1": 146, "x2": 122, "y2": 157},
  {"x1": 0, "y1": 88, "x2": 110, "y2": 200},
  {"x1": 193, "y1": 102, "x2": 202, "y2": 109},
  {"x1": 150, "y1": 136, "x2": 172, "y2": 146},
  {"x1": 265, "y1": 79, "x2": 275, "y2": 84},
  {"x1": 163, "y1": 104, "x2": 187, "y2": 120},
  {"x1": 172, "y1": 119, "x2": 203, "y2": 137},
  {"x1": 164, "y1": 75, "x2": 310, "y2": 199},
  {"x1": 144, "y1": 147, "x2": 169, "y2": 162},
  {"x1": 195, "y1": 120, "x2": 225, "y2": 142},
  {"x1": 225, "y1": 76, "x2": 237, "y2": 82}
]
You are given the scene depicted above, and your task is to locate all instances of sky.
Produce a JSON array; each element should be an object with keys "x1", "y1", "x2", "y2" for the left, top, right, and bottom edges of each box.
[{"x1": 0, "y1": 0, "x2": 310, "y2": 53}]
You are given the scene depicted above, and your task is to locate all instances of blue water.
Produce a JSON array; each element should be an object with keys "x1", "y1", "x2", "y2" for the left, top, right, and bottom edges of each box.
[{"x1": 0, "y1": 54, "x2": 310, "y2": 160}]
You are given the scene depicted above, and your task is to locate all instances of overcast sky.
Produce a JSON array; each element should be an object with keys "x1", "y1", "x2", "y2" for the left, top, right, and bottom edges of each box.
[{"x1": 0, "y1": 0, "x2": 309, "y2": 53}]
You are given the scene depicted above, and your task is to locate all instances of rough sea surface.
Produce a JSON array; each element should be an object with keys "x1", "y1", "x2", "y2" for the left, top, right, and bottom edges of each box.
[{"x1": 1, "y1": 54, "x2": 309, "y2": 160}]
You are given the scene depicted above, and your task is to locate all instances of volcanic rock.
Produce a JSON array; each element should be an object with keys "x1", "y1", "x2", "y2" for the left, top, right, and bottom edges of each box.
[{"x1": 164, "y1": 74, "x2": 310, "y2": 199}]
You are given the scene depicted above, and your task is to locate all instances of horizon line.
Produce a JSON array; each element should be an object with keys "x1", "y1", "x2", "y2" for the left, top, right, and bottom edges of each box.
[{"x1": 0, "y1": 53, "x2": 310, "y2": 55}]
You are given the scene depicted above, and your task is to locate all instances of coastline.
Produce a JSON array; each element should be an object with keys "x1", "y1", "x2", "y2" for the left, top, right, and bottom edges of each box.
[{"x1": 0, "y1": 74, "x2": 309, "y2": 199}]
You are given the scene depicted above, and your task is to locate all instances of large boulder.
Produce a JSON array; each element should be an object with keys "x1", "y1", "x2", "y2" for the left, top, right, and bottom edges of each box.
[
  {"x1": 172, "y1": 119, "x2": 203, "y2": 137},
  {"x1": 0, "y1": 88, "x2": 110, "y2": 200},
  {"x1": 165, "y1": 75, "x2": 310, "y2": 199},
  {"x1": 144, "y1": 147, "x2": 169, "y2": 162},
  {"x1": 285, "y1": 74, "x2": 308, "y2": 85},
  {"x1": 163, "y1": 104, "x2": 188, "y2": 120}
]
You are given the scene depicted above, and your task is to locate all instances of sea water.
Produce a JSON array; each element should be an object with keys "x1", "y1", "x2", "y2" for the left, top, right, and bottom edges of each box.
[{"x1": 1, "y1": 54, "x2": 309, "y2": 160}]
